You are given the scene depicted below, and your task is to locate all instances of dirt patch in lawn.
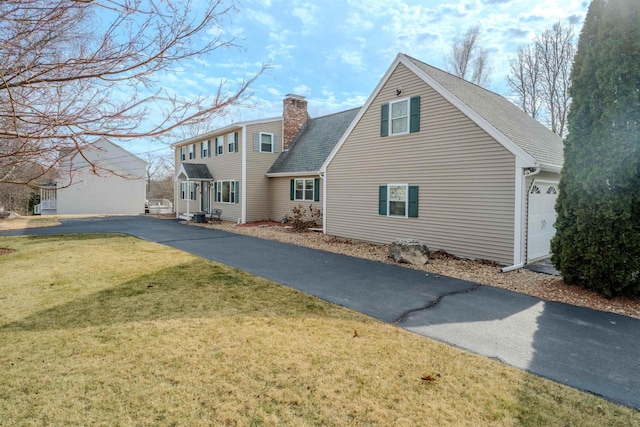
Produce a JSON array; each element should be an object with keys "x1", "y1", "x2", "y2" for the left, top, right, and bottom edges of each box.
[{"x1": 0, "y1": 247, "x2": 16, "y2": 256}]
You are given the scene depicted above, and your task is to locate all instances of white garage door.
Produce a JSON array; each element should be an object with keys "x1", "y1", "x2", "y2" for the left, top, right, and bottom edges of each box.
[{"x1": 527, "y1": 181, "x2": 559, "y2": 262}]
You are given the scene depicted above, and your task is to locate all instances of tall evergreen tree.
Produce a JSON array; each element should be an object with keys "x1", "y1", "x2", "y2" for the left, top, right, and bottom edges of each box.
[{"x1": 551, "y1": 0, "x2": 640, "y2": 297}]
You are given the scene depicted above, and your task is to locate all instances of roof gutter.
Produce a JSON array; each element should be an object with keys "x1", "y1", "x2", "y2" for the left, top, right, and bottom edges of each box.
[
  {"x1": 539, "y1": 163, "x2": 562, "y2": 174},
  {"x1": 266, "y1": 171, "x2": 319, "y2": 178}
]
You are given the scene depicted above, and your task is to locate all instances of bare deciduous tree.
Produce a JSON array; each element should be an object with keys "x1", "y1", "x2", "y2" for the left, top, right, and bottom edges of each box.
[
  {"x1": 445, "y1": 25, "x2": 491, "y2": 87},
  {"x1": 507, "y1": 45, "x2": 542, "y2": 119},
  {"x1": 507, "y1": 22, "x2": 575, "y2": 136},
  {"x1": 145, "y1": 153, "x2": 174, "y2": 200},
  {"x1": 0, "y1": 0, "x2": 265, "y2": 186}
]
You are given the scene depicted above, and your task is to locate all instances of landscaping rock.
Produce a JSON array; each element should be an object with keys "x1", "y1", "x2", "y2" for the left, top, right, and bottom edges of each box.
[{"x1": 388, "y1": 239, "x2": 430, "y2": 265}]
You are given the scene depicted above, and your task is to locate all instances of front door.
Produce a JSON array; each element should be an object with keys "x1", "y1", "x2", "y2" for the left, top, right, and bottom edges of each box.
[{"x1": 200, "y1": 181, "x2": 210, "y2": 212}]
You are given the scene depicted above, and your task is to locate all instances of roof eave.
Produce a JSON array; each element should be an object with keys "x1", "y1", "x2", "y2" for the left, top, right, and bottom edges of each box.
[
  {"x1": 400, "y1": 55, "x2": 539, "y2": 167},
  {"x1": 170, "y1": 116, "x2": 282, "y2": 148},
  {"x1": 540, "y1": 163, "x2": 562, "y2": 174},
  {"x1": 266, "y1": 171, "x2": 319, "y2": 178}
]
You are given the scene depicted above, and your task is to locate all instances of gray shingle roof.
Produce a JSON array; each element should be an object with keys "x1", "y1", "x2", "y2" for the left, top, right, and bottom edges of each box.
[
  {"x1": 404, "y1": 54, "x2": 564, "y2": 168},
  {"x1": 268, "y1": 107, "x2": 360, "y2": 174},
  {"x1": 180, "y1": 163, "x2": 213, "y2": 180}
]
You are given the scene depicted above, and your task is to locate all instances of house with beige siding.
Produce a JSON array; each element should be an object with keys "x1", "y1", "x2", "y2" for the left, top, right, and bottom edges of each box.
[
  {"x1": 321, "y1": 53, "x2": 563, "y2": 270},
  {"x1": 173, "y1": 53, "x2": 562, "y2": 269},
  {"x1": 172, "y1": 95, "x2": 355, "y2": 224}
]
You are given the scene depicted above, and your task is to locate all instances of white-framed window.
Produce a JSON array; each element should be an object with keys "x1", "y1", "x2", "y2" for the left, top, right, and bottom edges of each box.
[
  {"x1": 388, "y1": 184, "x2": 408, "y2": 217},
  {"x1": 228, "y1": 132, "x2": 238, "y2": 153},
  {"x1": 390, "y1": 98, "x2": 409, "y2": 135},
  {"x1": 215, "y1": 136, "x2": 224, "y2": 156},
  {"x1": 253, "y1": 132, "x2": 278, "y2": 153},
  {"x1": 180, "y1": 182, "x2": 197, "y2": 200},
  {"x1": 180, "y1": 146, "x2": 186, "y2": 161},
  {"x1": 295, "y1": 178, "x2": 315, "y2": 201},
  {"x1": 379, "y1": 184, "x2": 418, "y2": 218},
  {"x1": 214, "y1": 180, "x2": 237, "y2": 204},
  {"x1": 188, "y1": 144, "x2": 196, "y2": 159},
  {"x1": 381, "y1": 96, "x2": 420, "y2": 137},
  {"x1": 201, "y1": 140, "x2": 211, "y2": 158},
  {"x1": 260, "y1": 132, "x2": 273, "y2": 152}
]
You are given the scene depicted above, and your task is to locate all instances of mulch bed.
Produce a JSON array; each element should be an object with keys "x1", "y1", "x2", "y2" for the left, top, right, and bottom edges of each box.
[{"x1": 236, "y1": 220, "x2": 286, "y2": 228}]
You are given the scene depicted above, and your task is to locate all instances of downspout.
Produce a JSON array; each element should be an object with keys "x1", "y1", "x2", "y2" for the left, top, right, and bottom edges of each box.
[
  {"x1": 319, "y1": 170, "x2": 326, "y2": 233},
  {"x1": 501, "y1": 166, "x2": 541, "y2": 273},
  {"x1": 174, "y1": 176, "x2": 179, "y2": 219},
  {"x1": 186, "y1": 179, "x2": 190, "y2": 217},
  {"x1": 241, "y1": 125, "x2": 247, "y2": 224}
]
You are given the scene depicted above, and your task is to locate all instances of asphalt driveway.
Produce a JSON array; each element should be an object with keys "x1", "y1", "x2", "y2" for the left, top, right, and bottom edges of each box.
[{"x1": 2, "y1": 215, "x2": 639, "y2": 410}]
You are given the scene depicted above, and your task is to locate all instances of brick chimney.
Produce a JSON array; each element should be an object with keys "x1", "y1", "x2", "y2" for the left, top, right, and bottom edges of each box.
[{"x1": 283, "y1": 94, "x2": 308, "y2": 150}]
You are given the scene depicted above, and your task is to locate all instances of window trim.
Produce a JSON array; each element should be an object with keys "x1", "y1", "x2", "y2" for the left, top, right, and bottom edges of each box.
[
  {"x1": 260, "y1": 132, "x2": 274, "y2": 153},
  {"x1": 294, "y1": 178, "x2": 315, "y2": 201},
  {"x1": 379, "y1": 184, "x2": 418, "y2": 218},
  {"x1": 180, "y1": 182, "x2": 197, "y2": 201},
  {"x1": 387, "y1": 183, "x2": 409, "y2": 218},
  {"x1": 381, "y1": 96, "x2": 420, "y2": 137},
  {"x1": 215, "y1": 136, "x2": 224, "y2": 156},
  {"x1": 214, "y1": 180, "x2": 238, "y2": 204},
  {"x1": 228, "y1": 132, "x2": 238, "y2": 153},
  {"x1": 389, "y1": 98, "x2": 410, "y2": 136},
  {"x1": 201, "y1": 140, "x2": 211, "y2": 158}
]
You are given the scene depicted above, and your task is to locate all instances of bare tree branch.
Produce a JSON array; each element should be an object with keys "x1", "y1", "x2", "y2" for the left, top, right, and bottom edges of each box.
[
  {"x1": 0, "y1": 0, "x2": 266, "y2": 186},
  {"x1": 507, "y1": 22, "x2": 575, "y2": 136},
  {"x1": 445, "y1": 25, "x2": 491, "y2": 87}
]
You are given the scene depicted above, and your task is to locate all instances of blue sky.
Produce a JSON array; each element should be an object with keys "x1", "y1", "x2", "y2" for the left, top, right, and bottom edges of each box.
[{"x1": 134, "y1": 0, "x2": 589, "y2": 157}]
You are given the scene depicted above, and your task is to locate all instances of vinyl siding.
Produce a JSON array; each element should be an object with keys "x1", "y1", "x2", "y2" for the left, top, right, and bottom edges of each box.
[
  {"x1": 326, "y1": 63, "x2": 516, "y2": 264},
  {"x1": 270, "y1": 176, "x2": 323, "y2": 222},
  {"x1": 245, "y1": 120, "x2": 282, "y2": 222},
  {"x1": 175, "y1": 130, "x2": 242, "y2": 222}
]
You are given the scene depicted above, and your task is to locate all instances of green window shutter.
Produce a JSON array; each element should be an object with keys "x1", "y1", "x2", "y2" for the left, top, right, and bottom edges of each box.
[
  {"x1": 380, "y1": 103, "x2": 389, "y2": 137},
  {"x1": 200, "y1": 142, "x2": 204, "y2": 158},
  {"x1": 214, "y1": 182, "x2": 218, "y2": 202},
  {"x1": 234, "y1": 132, "x2": 239, "y2": 153},
  {"x1": 314, "y1": 178, "x2": 320, "y2": 202},
  {"x1": 410, "y1": 96, "x2": 420, "y2": 133},
  {"x1": 235, "y1": 180, "x2": 240, "y2": 204},
  {"x1": 290, "y1": 179, "x2": 295, "y2": 200},
  {"x1": 408, "y1": 185, "x2": 419, "y2": 217},
  {"x1": 273, "y1": 135, "x2": 279, "y2": 152},
  {"x1": 378, "y1": 185, "x2": 387, "y2": 215},
  {"x1": 254, "y1": 133, "x2": 260, "y2": 151}
]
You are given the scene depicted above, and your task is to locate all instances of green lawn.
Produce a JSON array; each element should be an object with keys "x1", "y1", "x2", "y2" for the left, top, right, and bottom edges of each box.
[{"x1": 1, "y1": 234, "x2": 638, "y2": 426}]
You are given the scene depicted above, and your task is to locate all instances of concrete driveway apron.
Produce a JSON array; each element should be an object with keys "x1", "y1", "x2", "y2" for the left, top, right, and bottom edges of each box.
[{"x1": 2, "y1": 215, "x2": 639, "y2": 410}]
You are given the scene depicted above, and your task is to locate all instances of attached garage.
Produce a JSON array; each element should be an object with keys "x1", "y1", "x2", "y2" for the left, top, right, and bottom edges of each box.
[
  {"x1": 321, "y1": 54, "x2": 565, "y2": 270},
  {"x1": 527, "y1": 180, "x2": 559, "y2": 262}
]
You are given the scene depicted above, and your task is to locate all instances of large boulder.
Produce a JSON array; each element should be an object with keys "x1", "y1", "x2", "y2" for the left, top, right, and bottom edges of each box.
[{"x1": 388, "y1": 239, "x2": 430, "y2": 265}]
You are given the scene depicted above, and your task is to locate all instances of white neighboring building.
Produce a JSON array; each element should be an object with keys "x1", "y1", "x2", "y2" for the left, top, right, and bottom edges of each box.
[{"x1": 36, "y1": 138, "x2": 147, "y2": 215}]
